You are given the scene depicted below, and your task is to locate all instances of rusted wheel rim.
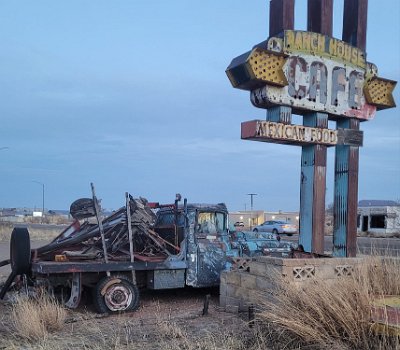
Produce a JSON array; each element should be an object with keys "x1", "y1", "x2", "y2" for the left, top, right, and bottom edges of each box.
[{"x1": 104, "y1": 284, "x2": 133, "y2": 311}]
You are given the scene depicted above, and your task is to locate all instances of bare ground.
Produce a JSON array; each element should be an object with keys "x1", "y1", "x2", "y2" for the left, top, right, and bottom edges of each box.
[
  {"x1": 0, "y1": 287, "x2": 260, "y2": 350},
  {"x1": 0, "y1": 240, "x2": 263, "y2": 350}
]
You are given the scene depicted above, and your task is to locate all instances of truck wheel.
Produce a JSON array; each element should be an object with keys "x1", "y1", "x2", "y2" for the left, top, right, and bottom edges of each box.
[
  {"x1": 93, "y1": 275, "x2": 139, "y2": 314},
  {"x1": 10, "y1": 227, "x2": 31, "y2": 275}
]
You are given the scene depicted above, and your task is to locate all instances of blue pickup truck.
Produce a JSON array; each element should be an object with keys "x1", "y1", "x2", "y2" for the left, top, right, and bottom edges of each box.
[{"x1": 0, "y1": 193, "x2": 291, "y2": 314}]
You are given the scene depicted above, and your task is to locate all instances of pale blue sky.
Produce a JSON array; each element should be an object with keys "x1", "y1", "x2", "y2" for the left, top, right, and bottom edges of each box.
[{"x1": 0, "y1": 0, "x2": 399, "y2": 212}]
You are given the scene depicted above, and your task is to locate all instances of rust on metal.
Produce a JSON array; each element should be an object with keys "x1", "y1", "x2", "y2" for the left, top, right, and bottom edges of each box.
[
  {"x1": 248, "y1": 49, "x2": 288, "y2": 86},
  {"x1": 371, "y1": 296, "x2": 400, "y2": 336},
  {"x1": 342, "y1": 0, "x2": 368, "y2": 51},
  {"x1": 269, "y1": 0, "x2": 294, "y2": 37},
  {"x1": 241, "y1": 120, "x2": 363, "y2": 147},
  {"x1": 225, "y1": 48, "x2": 288, "y2": 90},
  {"x1": 311, "y1": 113, "x2": 328, "y2": 255},
  {"x1": 364, "y1": 77, "x2": 397, "y2": 109},
  {"x1": 249, "y1": 50, "x2": 375, "y2": 120},
  {"x1": 228, "y1": 27, "x2": 395, "y2": 121},
  {"x1": 307, "y1": 0, "x2": 333, "y2": 36},
  {"x1": 283, "y1": 30, "x2": 366, "y2": 68},
  {"x1": 226, "y1": 0, "x2": 396, "y2": 257},
  {"x1": 346, "y1": 119, "x2": 360, "y2": 258}
]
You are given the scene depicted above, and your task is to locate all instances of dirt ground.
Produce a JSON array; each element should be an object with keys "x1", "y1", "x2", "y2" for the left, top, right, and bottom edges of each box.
[
  {"x1": 0, "y1": 240, "x2": 266, "y2": 350},
  {"x1": 0, "y1": 287, "x2": 261, "y2": 350}
]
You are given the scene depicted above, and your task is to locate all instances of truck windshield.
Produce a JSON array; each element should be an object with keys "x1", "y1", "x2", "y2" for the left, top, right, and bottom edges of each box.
[
  {"x1": 197, "y1": 212, "x2": 226, "y2": 234},
  {"x1": 155, "y1": 211, "x2": 195, "y2": 227}
]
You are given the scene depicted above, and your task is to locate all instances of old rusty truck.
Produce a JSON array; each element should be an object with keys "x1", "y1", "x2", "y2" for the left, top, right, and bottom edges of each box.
[{"x1": 0, "y1": 185, "x2": 239, "y2": 313}]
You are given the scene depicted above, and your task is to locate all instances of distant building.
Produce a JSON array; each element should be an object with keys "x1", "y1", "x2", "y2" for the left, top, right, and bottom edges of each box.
[
  {"x1": 357, "y1": 200, "x2": 400, "y2": 236},
  {"x1": 229, "y1": 210, "x2": 299, "y2": 229},
  {"x1": 0, "y1": 207, "x2": 72, "y2": 224}
]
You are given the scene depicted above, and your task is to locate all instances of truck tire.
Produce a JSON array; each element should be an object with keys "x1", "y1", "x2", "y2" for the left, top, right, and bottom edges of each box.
[
  {"x1": 10, "y1": 227, "x2": 31, "y2": 275},
  {"x1": 93, "y1": 275, "x2": 139, "y2": 314},
  {"x1": 70, "y1": 198, "x2": 95, "y2": 219}
]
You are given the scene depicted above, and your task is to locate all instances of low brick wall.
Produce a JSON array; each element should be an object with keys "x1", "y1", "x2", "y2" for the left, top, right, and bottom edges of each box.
[{"x1": 220, "y1": 256, "x2": 363, "y2": 313}]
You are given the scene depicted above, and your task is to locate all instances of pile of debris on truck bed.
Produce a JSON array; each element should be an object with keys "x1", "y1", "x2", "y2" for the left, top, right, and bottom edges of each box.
[{"x1": 35, "y1": 187, "x2": 179, "y2": 264}]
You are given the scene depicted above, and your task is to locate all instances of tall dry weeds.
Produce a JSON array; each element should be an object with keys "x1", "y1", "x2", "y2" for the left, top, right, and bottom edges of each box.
[
  {"x1": 11, "y1": 293, "x2": 67, "y2": 341},
  {"x1": 257, "y1": 255, "x2": 400, "y2": 350}
]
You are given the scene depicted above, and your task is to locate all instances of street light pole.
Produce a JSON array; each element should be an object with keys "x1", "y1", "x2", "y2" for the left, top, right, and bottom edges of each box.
[
  {"x1": 247, "y1": 193, "x2": 257, "y2": 211},
  {"x1": 32, "y1": 181, "x2": 45, "y2": 224},
  {"x1": 247, "y1": 193, "x2": 257, "y2": 229}
]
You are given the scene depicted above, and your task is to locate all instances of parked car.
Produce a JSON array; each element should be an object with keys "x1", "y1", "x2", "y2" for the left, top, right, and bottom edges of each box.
[
  {"x1": 230, "y1": 231, "x2": 296, "y2": 257},
  {"x1": 262, "y1": 240, "x2": 297, "y2": 257},
  {"x1": 233, "y1": 221, "x2": 245, "y2": 227},
  {"x1": 252, "y1": 220, "x2": 297, "y2": 236}
]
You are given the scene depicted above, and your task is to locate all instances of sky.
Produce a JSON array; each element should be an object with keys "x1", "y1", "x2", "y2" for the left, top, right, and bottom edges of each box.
[{"x1": 0, "y1": 0, "x2": 399, "y2": 213}]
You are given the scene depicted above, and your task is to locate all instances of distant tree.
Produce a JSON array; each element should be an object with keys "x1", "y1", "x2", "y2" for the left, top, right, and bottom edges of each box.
[{"x1": 326, "y1": 202, "x2": 334, "y2": 215}]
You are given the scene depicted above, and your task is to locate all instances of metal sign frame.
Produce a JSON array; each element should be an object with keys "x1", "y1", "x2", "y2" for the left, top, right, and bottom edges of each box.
[{"x1": 226, "y1": 0, "x2": 396, "y2": 257}]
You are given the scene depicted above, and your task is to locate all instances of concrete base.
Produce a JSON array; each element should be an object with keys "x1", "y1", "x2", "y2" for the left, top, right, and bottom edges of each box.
[{"x1": 220, "y1": 256, "x2": 363, "y2": 313}]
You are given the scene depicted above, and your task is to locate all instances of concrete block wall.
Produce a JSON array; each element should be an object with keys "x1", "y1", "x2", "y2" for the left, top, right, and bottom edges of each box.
[{"x1": 220, "y1": 256, "x2": 363, "y2": 313}]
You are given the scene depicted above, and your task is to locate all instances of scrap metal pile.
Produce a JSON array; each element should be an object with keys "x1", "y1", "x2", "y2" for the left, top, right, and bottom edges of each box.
[{"x1": 35, "y1": 191, "x2": 178, "y2": 263}]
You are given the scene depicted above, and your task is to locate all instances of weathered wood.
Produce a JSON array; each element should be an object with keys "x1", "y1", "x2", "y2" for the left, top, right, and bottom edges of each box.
[
  {"x1": 126, "y1": 192, "x2": 136, "y2": 283},
  {"x1": 342, "y1": 0, "x2": 368, "y2": 51},
  {"x1": 307, "y1": 0, "x2": 333, "y2": 36},
  {"x1": 269, "y1": 0, "x2": 295, "y2": 37},
  {"x1": 91, "y1": 183, "x2": 110, "y2": 272}
]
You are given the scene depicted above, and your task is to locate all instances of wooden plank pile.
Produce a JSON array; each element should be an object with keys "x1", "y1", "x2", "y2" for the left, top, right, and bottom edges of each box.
[{"x1": 35, "y1": 191, "x2": 175, "y2": 263}]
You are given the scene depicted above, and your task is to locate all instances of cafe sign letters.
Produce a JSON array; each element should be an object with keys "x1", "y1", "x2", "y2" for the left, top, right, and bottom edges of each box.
[{"x1": 226, "y1": 30, "x2": 396, "y2": 122}]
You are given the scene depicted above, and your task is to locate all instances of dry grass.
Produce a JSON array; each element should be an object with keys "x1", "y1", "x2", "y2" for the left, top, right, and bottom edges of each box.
[
  {"x1": 11, "y1": 294, "x2": 67, "y2": 341},
  {"x1": 257, "y1": 255, "x2": 400, "y2": 349},
  {"x1": 0, "y1": 222, "x2": 65, "y2": 242},
  {"x1": 1, "y1": 294, "x2": 265, "y2": 350}
]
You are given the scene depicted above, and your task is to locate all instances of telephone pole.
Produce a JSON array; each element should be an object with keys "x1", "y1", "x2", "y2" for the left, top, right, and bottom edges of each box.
[{"x1": 247, "y1": 193, "x2": 257, "y2": 229}]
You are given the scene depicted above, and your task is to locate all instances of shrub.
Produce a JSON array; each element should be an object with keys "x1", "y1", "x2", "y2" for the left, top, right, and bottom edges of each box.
[
  {"x1": 257, "y1": 255, "x2": 400, "y2": 349},
  {"x1": 11, "y1": 294, "x2": 66, "y2": 341}
]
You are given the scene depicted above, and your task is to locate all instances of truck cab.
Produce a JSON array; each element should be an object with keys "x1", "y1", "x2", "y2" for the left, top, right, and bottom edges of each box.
[{"x1": 153, "y1": 203, "x2": 235, "y2": 288}]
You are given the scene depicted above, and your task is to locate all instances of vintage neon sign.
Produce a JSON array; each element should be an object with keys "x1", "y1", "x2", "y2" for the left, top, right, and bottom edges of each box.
[
  {"x1": 250, "y1": 54, "x2": 374, "y2": 120},
  {"x1": 226, "y1": 30, "x2": 396, "y2": 121}
]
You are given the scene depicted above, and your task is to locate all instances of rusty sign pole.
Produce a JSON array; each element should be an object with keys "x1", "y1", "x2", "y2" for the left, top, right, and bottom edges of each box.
[
  {"x1": 269, "y1": 0, "x2": 294, "y2": 36},
  {"x1": 299, "y1": 113, "x2": 328, "y2": 254},
  {"x1": 333, "y1": 0, "x2": 367, "y2": 257},
  {"x1": 298, "y1": 0, "x2": 333, "y2": 254}
]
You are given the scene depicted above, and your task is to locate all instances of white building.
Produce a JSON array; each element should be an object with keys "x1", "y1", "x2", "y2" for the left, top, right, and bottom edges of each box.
[{"x1": 357, "y1": 200, "x2": 400, "y2": 237}]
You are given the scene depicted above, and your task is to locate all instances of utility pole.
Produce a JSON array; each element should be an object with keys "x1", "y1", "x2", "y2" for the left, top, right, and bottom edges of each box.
[
  {"x1": 247, "y1": 193, "x2": 257, "y2": 211},
  {"x1": 247, "y1": 193, "x2": 257, "y2": 229},
  {"x1": 32, "y1": 181, "x2": 45, "y2": 224}
]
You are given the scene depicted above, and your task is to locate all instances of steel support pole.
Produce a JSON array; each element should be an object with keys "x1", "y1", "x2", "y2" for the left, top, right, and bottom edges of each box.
[
  {"x1": 299, "y1": 113, "x2": 328, "y2": 254},
  {"x1": 307, "y1": 0, "x2": 333, "y2": 36},
  {"x1": 269, "y1": 0, "x2": 295, "y2": 37},
  {"x1": 333, "y1": 118, "x2": 359, "y2": 257},
  {"x1": 342, "y1": 0, "x2": 368, "y2": 51}
]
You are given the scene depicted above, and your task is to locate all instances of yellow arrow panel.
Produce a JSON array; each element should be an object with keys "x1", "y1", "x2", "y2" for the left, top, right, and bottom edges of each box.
[
  {"x1": 248, "y1": 49, "x2": 288, "y2": 87},
  {"x1": 364, "y1": 77, "x2": 397, "y2": 110},
  {"x1": 226, "y1": 48, "x2": 287, "y2": 91}
]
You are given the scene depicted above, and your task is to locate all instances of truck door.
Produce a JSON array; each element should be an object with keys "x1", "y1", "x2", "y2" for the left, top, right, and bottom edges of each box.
[{"x1": 187, "y1": 211, "x2": 229, "y2": 287}]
